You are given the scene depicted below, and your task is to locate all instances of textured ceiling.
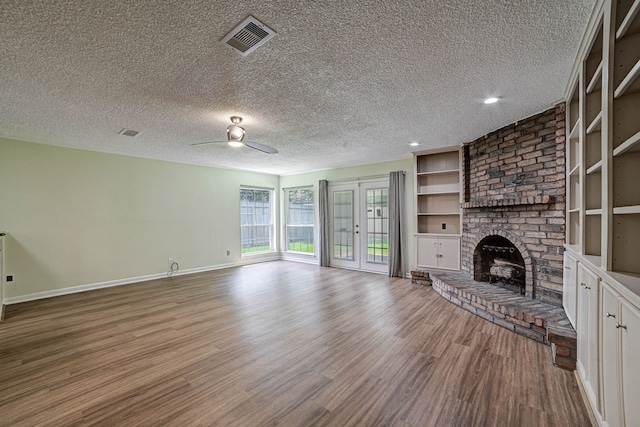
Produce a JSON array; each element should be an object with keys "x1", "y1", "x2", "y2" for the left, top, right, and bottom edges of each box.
[{"x1": 1, "y1": 0, "x2": 596, "y2": 175}]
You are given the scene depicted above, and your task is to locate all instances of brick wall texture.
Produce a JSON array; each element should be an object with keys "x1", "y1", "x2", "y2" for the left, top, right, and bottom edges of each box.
[{"x1": 461, "y1": 105, "x2": 566, "y2": 306}]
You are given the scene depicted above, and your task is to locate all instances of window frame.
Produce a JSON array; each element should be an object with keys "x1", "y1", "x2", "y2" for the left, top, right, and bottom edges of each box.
[
  {"x1": 283, "y1": 186, "x2": 315, "y2": 255},
  {"x1": 240, "y1": 186, "x2": 275, "y2": 256}
]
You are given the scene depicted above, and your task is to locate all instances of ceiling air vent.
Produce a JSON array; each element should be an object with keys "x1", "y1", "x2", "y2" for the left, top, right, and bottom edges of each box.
[
  {"x1": 118, "y1": 128, "x2": 139, "y2": 137},
  {"x1": 221, "y1": 15, "x2": 276, "y2": 57}
]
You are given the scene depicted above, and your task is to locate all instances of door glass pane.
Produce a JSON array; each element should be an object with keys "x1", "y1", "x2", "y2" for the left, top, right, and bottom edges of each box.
[
  {"x1": 366, "y1": 188, "x2": 388, "y2": 264},
  {"x1": 333, "y1": 190, "x2": 353, "y2": 260}
]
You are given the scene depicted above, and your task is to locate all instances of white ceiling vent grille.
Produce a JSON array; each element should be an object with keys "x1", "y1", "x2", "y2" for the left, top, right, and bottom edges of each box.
[
  {"x1": 118, "y1": 128, "x2": 139, "y2": 137},
  {"x1": 221, "y1": 16, "x2": 276, "y2": 57}
]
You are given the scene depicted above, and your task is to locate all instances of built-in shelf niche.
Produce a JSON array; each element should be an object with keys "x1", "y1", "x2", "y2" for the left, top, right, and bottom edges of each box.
[
  {"x1": 416, "y1": 151, "x2": 459, "y2": 174},
  {"x1": 567, "y1": 81, "x2": 581, "y2": 249},
  {"x1": 585, "y1": 132, "x2": 602, "y2": 170},
  {"x1": 612, "y1": 213, "x2": 640, "y2": 273},
  {"x1": 613, "y1": 153, "x2": 640, "y2": 208},
  {"x1": 417, "y1": 193, "x2": 459, "y2": 214},
  {"x1": 615, "y1": 0, "x2": 640, "y2": 39},
  {"x1": 585, "y1": 25, "x2": 604, "y2": 81},
  {"x1": 568, "y1": 211, "x2": 581, "y2": 245},
  {"x1": 569, "y1": 131, "x2": 581, "y2": 170},
  {"x1": 569, "y1": 84, "x2": 580, "y2": 130},
  {"x1": 585, "y1": 172, "x2": 602, "y2": 211},
  {"x1": 417, "y1": 215, "x2": 461, "y2": 234},
  {"x1": 585, "y1": 91, "x2": 603, "y2": 129},
  {"x1": 416, "y1": 172, "x2": 459, "y2": 194},
  {"x1": 585, "y1": 215, "x2": 602, "y2": 257},
  {"x1": 570, "y1": 175, "x2": 581, "y2": 211}
]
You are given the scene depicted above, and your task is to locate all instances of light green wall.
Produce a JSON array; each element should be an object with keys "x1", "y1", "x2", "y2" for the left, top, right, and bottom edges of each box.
[
  {"x1": 0, "y1": 138, "x2": 415, "y2": 300},
  {"x1": 0, "y1": 138, "x2": 279, "y2": 299}
]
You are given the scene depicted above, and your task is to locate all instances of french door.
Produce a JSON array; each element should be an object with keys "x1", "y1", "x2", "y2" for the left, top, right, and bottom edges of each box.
[{"x1": 329, "y1": 179, "x2": 389, "y2": 273}]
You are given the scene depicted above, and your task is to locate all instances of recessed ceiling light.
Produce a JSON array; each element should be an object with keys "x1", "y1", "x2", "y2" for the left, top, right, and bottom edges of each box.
[
  {"x1": 483, "y1": 97, "x2": 500, "y2": 104},
  {"x1": 409, "y1": 142, "x2": 420, "y2": 147}
]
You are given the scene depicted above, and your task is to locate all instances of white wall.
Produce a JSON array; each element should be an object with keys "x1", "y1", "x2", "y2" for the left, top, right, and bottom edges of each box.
[{"x1": 0, "y1": 138, "x2": 279, "y2": 301}]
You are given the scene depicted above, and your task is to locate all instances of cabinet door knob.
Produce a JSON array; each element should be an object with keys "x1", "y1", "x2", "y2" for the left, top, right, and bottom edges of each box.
[
  {"x1": 585, "y1": 286, "x2": 591, "y2": 290},
  {"x1": 615, "y1": 323, "x2": 627, "y2": 330},
  {"x1": 580, "y1": 283, "x2": 587, "y2": 287},
  {"x1": 606, "y1": 312, "x2": 616, "y2": 318},
  {"x1": 565, "y1": 266, "x2": 571, "y2": 270}
]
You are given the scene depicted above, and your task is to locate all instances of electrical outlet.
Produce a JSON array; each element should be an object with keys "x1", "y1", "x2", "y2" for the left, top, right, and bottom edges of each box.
[
  {"x1": 226, "y1": 250, "x2": 230, "y2": 256},
  {"x1": 7, "y1": 275, "x2": 13, "y2": 282}
]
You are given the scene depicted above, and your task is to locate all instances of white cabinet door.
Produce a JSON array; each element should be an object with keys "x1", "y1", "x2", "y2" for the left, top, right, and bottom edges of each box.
[
  {"x1": 416, "y1": 236, "x2": 438, "y2": 269},
  {"x1": 601, "y1": 283, "x2": 621, "y2": 427},
  {"x1": 415, "y1": 236, "x2": 459, "y2": 270},
  {"x1": 437, "y1": 237, "x2": 460, "y2": 270},
  {"x1": 620, "y1": 298, "x2": 640, "y2": 426},
  {"x1": 577, "y1": 264, "x2": 600, "y2": 411},
  {"x1": 563, "y1": 252, "x2": 578, "y2": 328}
]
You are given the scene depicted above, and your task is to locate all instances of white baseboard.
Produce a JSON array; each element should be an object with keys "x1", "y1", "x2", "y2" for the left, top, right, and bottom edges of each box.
[
  {"x1": 5, "y1": 255, "x2": 407, "y2": 305},
  {"x1": 4, "y1": 255, "x2": 281, "y2": 305},
  {"x1": 281, "y1": 252, "x2": 319, "y2": 265}
]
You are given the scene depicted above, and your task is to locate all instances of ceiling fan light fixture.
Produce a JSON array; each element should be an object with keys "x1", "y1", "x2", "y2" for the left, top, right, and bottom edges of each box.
[
  {"x1": 228, "y1": 140, "x2": 244, "y2": 148},
  {"x1": 227, "y1": 124, "x2": 245, "y2": 141},
  {"x1": 483, "y1": 97, "x2": 500, "y2": 104}
]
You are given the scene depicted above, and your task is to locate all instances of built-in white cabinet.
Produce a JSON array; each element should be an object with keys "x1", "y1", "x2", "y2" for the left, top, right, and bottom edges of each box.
[
  {"x1": 600, "y1": 281, "x2": 640, "y2": 427},
  {"x1": 413, "y1": 147, "x2": 462, "y2": 271},
  {"x1": 565, "y1": 252, "x2": 640, "y2": 427},
  {"x1": 416, "y1": 235, "x2": 460, "y2": 271},
  {"x1": 577, "y1": 263, "x2": 601, "y2": 411},
  {"x1": 564, "y1": 252, "x2": 579, "y2": 328}
]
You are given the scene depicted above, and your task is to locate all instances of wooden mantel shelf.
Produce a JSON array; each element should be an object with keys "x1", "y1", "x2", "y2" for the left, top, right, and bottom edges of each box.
[{"x1": 461, "y1": 195, "x2": 554, "y2": 209}]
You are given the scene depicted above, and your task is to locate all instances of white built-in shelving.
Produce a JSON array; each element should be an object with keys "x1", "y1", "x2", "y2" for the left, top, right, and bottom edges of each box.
[
  {"x1": 611, "y1": 0, "x2": 640, "y2": 275},
  {"x1": 564, "y1": 2, "x2": 640, "y2": 424},
  {"x1": 414, "y1": 148, "x2": 462, "y2": 270}
]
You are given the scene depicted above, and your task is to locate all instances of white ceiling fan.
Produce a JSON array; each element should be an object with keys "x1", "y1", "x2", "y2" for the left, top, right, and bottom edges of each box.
[{"x1": 192, "y1": 116, "x2": 278, "y2": 154}]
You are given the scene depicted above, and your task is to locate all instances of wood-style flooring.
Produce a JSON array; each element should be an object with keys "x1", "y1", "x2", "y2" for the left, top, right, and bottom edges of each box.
[{"x1": 0, "y1": 261, "x2": 593, "y2": 426}]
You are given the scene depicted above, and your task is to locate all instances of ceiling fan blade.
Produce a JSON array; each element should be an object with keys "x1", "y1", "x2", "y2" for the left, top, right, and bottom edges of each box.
[
  {"x1": 190, "y1": 141, "x2": 227, "y2": 146},
  {"x1": 244, "y1": 141, "x2": 278, "y2": 154}
]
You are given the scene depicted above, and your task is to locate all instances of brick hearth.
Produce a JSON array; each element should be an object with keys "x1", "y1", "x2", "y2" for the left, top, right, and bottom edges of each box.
[{"x1": 414, "y1": 270, "x2": 576, "y2": 370}]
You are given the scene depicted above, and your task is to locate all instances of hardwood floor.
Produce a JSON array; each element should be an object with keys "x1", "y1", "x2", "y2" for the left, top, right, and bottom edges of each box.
[{"x1": 0, "y1": 261, "x2": 592, "y2": 426}]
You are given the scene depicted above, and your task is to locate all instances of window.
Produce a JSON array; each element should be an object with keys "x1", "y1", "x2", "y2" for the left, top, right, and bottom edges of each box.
[
  {"x1": 284, "y1": 187, "x2": 314, "y2": 253},
  {"x1": 240, "y1": 187, "x2": 274, "y2": 255}
]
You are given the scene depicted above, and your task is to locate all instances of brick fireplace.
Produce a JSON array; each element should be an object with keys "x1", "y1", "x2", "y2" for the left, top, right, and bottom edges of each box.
[
  {"x1": 461, "y1": 105, "x2": 566, "y2": 306},
  {"x1": 412, "y1": 105, "x2": 574, "y2": 368}
]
